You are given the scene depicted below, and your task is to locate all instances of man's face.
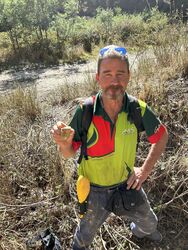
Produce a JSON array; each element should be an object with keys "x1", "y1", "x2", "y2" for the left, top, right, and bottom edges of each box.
[{"x1": 96, "y1": 58, "x2": 130, "y2": 100}]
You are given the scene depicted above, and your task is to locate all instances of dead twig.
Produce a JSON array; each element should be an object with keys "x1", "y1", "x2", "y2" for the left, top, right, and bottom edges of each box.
[{"x1": 0, "y1": 195, "x2": 59, "y2": 209}]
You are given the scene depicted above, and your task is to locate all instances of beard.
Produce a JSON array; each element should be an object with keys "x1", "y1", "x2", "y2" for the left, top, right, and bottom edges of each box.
[{"x1": 102, "y1": 85, "x2": 125, "y2": 100}]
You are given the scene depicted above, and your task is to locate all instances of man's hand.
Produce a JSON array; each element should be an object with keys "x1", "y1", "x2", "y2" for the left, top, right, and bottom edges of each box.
[
  {"x1": 127, "y1": 167, "x2": 149, "y2": 190},
  {"x1": 51, "y1": 121, "x2": 75, "y2": 149},
  {"x1": 127, "y1": 128, "x2": 168, "y2": 190}
]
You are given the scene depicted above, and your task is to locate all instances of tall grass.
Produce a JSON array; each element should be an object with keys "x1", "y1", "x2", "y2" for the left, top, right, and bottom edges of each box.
[
  {"x1": 0, "y1": 86, "x2": 41, "y2": 120},
  {"x1": 48, "y1": 71, "x2": 99, "y2": 107},
  {"x1": 131, "y1": 24, "x2": 188, "y2": 84}
]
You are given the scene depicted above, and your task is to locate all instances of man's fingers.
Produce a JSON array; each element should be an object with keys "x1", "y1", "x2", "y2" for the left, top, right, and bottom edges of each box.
[
  {"x1": 127, "y1": 172, "x2": 143, "y2": 190},
  {"x1": 52, "y1": 122, "x2": 69, "y2": 135},
  {"x1": 51, "y1": 123, "x2": 73, "y2": 141},
  {"x1": 57, "y1": 121, "x2": 67, "y2": 129},
  {"x1": 127, "y1": 173, "x2": 135, "y2": 184},
  {"x1": 131, "y1": 179, "x2": 139, "y2": 189},
  {"x1": 127, "y1": 173, "x2": 136, "y2": 189},
  {"x1": 51, "y1": 125, "x2": 60, "y2": 136},
  {"x1": 136, "y1": 183, "x2": 142, "y2": 191}
]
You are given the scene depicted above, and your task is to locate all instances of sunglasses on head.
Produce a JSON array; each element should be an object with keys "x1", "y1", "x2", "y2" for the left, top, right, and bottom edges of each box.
[{"x1": 99, "y1": 46, "x2": 127, "y2": 57}]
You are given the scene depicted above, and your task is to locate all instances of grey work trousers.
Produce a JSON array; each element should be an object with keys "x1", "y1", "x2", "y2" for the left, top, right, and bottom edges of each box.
[{"x1": 72, "y1": 185, "x2": 158, "y2": 250}]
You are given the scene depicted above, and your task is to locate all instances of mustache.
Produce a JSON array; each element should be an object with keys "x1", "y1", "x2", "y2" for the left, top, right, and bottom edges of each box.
[{"x1": 105, "y1": 85, "x2": 124, "y2": 91}]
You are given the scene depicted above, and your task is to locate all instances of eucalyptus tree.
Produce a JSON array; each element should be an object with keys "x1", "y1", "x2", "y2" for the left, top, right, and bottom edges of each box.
[
  {"x1": 95, "y1": 7, "x2": 114, "y2": 43},
  {"x1": 25, "y1": 0, "x2": 58, "y2": 40},
  {"x1": 0, "y1": 0, "x2": 27, "y2": 52},
  {"x1": 50, "y1": 0, "x2": 80, "y2": 51}
]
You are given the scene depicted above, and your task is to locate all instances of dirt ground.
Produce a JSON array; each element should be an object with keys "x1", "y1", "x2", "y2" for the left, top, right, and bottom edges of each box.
[{"x1": 0, "y1": 53, "x2": 143, "y2": 98}]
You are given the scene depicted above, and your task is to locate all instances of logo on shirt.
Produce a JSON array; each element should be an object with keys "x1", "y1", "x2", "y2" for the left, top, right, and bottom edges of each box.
[
  {"x1": 122, "y1": 128, "x2": 135, "y2": 136},
  {"x1": 87, "y1": 128, "x2": 98, "y2": 148}
]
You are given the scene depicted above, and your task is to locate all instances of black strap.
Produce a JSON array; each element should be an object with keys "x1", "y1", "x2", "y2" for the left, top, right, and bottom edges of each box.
[
  {"x1": 77, "y1": 97, "x2": 94, "y2": 164},
  {"x1": 77, "y1": 95, "x2": 143, "y2": 164}
]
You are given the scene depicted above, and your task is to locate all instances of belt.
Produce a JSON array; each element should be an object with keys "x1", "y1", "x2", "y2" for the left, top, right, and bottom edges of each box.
[{"x1": 90, "y1": 181, "x2": 127, "y2": 192}]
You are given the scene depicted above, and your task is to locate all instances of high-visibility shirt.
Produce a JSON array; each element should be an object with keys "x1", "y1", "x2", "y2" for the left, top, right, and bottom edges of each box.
[{"x1": 69, "y1": 91, "x2": 166, "y2": 186}]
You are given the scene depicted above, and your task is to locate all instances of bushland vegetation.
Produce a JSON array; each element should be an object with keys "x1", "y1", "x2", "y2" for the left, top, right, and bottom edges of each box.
[
  {"x1": 0, "y1": 2, "x2": 188, "y2": 250},
  {"x1": 0, "y1": 0, "x2": 185, "y2": 66}
]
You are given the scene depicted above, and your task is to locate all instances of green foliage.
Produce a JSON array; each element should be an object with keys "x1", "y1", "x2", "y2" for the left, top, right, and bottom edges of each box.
[
  {"x1": 144, "y1": 7, "x2": 169, "y2": 32},
  {"x1": 95, "y1": 7, "x2": 114, "y2": 43},
  {"x1": 0, "y1": 2, "x2": 182, "y2": 65},
  {"x1": 113, "y1": 13, "x2": 145, "y2": 43},
  {"x1": 64, "y1": 0, "x2": 79, "y2": 18}
]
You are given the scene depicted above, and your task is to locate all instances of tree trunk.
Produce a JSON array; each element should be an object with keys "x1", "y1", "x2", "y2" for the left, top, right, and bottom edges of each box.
[
  {"x1": 155, "y1": 0, "x2": 159, "y2": 9},
  {"x1": 9, "y1": 30, "x2": 17, "y2": 53},
  {"x1": 39, "y1": 27, "x2": 43, "y2": 40},
  {"x1": 15, "y1": 33, "x2": 20, "y2": 50},
  {"x1": 36, "y1": 29, "x2": 40, "y2": 40},
  {"x1": 170, "y1": 0, "x2": 176, "y2": 14},
  {"x1": 56, "y1": 30, "x2": 60, "y2": 42},
  {"x1": 106, "y1": 0, "x2": 110, "y2": 8},
  {"x1": 45, "y1": 30, "x2": 48, "y2": 39},
  {"x1": 145, "y1": 0, "x2": 151, "y2": 11}
]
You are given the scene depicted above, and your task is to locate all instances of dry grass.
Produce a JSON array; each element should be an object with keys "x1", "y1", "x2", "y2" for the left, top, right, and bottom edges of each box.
[
  {"x1": 133, "y1": 25, "x2": 188, "y2": 83},
  {"x1": 0, "y1": 86, "x2": 41, "y2": 121},
  {"x1": 0, "y1": 25, "x2": 188, "y2": 249},
  {"x1": 48, "y1": 71, "x2": 99, "y2": 107}
]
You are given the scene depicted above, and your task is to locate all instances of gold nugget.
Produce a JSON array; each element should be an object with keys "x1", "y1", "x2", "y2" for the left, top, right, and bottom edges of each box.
[{"x1": 61, "y1": 126, "x2": 71, "y2": 140}]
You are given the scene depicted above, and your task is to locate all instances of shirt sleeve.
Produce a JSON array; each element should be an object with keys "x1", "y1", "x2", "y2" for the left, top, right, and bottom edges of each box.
[
  {"x1": 142, "y1": 105, "x2": 166, "y2": 144},
  {"x1": 69, "y1": 105, "x2": 83, "y2": 151}
]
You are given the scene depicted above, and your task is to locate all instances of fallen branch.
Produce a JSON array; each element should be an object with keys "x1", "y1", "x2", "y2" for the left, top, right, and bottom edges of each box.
[{"x1": 0, "y1": 195, "x2": 59, "y2": 209}]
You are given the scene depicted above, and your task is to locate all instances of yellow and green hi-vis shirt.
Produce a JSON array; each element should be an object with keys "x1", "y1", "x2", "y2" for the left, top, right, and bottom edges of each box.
[{"x1": 70, "y1": 92, "x2": 166, "y2": 187}]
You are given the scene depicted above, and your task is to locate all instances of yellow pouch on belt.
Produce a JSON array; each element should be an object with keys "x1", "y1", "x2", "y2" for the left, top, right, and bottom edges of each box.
[{"x1": 76, "y1": 175, "x2": 90, "y2": 218}]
